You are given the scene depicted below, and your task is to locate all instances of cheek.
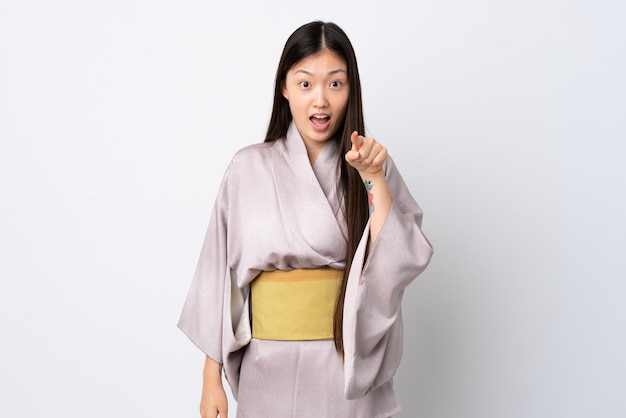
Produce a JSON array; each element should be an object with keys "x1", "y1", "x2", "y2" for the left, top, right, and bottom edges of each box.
[
  {"x1": 335, "y1": 97, "x2": 349, "y2": 119},
  {"x1": 288, "y1": 99, "x2": 308, "y2": 118}
]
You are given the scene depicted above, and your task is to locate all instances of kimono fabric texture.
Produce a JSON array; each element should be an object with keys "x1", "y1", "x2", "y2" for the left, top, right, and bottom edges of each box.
[{"x1": 178, "y1": 122, "x2": 433, "y2": 418}]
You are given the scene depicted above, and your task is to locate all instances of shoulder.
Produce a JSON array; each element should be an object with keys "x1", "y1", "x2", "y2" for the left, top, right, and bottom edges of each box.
[
  {"x1": 221, "y1": 140, "x2": 285, "y2": 184},
  {"x1": 229, "y1": 140, "x2": 283, "y2": 167}
]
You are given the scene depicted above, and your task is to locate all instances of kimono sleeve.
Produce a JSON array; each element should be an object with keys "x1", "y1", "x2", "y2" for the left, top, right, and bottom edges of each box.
[
  {"x1": 342, "y1": 156, "x2": 433, "y2": 400},
  {"x1": 177, "y1": 164, "x2": 232, "y2": 365}
]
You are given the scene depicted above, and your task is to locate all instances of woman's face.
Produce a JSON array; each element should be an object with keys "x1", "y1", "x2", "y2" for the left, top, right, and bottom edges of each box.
[{"x1": 282, "y1": 49, "x2": 349, "y2": 156}]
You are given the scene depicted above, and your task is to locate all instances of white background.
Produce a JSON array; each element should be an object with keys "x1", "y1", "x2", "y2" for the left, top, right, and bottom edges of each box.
[{"x1": 1, "y1": 1, "x2": 625, "y2": 417}]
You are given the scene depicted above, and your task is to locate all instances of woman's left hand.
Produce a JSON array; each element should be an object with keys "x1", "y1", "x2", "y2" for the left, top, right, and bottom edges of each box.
[
  {"x1": 344, "y1": 131, "x2": 392, "y2": 243},
  {"x1": 345, "y1": 131, "x2": 388, "y2": 175}
]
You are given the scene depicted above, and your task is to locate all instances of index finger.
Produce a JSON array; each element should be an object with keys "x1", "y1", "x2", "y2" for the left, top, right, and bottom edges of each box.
[{"x1": 351, "y1": 131, "x2": 363, "y2": 149}]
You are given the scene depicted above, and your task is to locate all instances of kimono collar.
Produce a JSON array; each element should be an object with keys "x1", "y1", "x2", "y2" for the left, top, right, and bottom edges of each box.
[
  {"x1": 282, "y1": 121, "x2": 345, "y2": 238},
  {"x1": 284, "y1": 121, "x2": 339, "y2": 169}
]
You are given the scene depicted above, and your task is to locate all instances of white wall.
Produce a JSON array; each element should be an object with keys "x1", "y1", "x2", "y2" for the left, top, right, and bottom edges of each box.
[{"x1": 1, "y1": 1, "x2": 624, "y2": 417}]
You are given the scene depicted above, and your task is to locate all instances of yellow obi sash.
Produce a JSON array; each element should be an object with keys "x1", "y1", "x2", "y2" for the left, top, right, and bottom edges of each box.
[{"x1": 251, "y1": 269, "x2": 343, "y2": 341}]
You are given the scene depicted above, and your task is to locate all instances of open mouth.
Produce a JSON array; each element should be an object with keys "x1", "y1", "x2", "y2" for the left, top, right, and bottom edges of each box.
[{"x1": 310, "y1": 114, "x2": 330, "y2": 129}]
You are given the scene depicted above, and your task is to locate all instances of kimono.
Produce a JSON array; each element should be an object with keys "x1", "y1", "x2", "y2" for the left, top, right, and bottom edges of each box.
[{"x1": 178, "y1": 122, "x2": 433, "y2": 417}]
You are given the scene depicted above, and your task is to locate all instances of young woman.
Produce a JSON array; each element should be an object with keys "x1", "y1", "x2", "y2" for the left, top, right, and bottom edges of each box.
[{"x1": 178, "y1": 21, "x2": 433, "y2": 418}]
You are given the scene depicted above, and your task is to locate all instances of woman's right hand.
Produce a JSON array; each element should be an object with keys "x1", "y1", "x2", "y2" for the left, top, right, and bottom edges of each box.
[{"x1": 200, "y1": 356, "x2": 228, "y2": 418}]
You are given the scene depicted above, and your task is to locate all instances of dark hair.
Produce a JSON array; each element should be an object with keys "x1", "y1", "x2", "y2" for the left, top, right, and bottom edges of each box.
[{"x1": 265, "y1": 21, "x2": 368, "y2": 354}]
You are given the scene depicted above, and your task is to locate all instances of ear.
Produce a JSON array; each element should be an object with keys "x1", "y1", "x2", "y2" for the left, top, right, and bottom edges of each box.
[{"x1": 281, "y1": 81, "x2": 289, "y2": 101}]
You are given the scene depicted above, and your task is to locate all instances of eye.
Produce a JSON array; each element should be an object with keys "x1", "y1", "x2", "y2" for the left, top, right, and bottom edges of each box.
[
  {"x1": 330, "y1": 81, "x2": 342, "y2": 88},
  {"x1": 299, "y1": 81, "x2": 310, "y2": 88}
]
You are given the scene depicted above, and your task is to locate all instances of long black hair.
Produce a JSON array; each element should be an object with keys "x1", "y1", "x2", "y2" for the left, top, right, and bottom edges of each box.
[{"x1": 265, "y1": 21, "x2": 368, "y2": 354}]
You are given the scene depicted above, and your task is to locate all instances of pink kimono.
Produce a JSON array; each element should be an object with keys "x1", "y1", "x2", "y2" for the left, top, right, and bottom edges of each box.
[{"x1": 178, "y1": 122, "x2": 433, "y2": 417}]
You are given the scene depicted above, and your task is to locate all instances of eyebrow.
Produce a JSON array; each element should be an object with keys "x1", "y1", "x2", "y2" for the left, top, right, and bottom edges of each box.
[{"x1": 294, "y1": 69, "x2": 347, "y2": 76}]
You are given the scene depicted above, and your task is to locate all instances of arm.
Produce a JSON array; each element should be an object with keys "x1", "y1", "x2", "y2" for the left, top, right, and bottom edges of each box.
[
  {"x1": 345, "y1": 131, "x2": 392, "y2": 243},
  {"x1": 178, "y1": 160, "x2": 236, "y2": 416},
  {"x1": 343, "y1": 150, "x2": 434, "y2": 399},
  {"x1": 200, "y1": 356, "x2": 228, "y2": 418}
]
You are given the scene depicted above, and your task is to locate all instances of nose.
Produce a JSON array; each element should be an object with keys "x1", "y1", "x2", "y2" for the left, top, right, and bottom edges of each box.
[{"x1": 314, "y1": 86, "x2": 328, "y2": 108}]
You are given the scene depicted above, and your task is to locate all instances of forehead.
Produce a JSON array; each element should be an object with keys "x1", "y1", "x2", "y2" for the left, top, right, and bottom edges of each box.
[{"x1": 289, "y1": 49, "x2": 347, "y2": 74}]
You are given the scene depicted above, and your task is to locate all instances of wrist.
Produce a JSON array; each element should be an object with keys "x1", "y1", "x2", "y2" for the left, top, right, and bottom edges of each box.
[
  {"x1": 203, "y1": 369, "x2": 223, "y2": 389},
  {"x1": 359, "y1": 169, "x2": 385, "y2": 184},
  {"x1": 203, "y1": 357, "x2": 222, "y2": 378}
]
